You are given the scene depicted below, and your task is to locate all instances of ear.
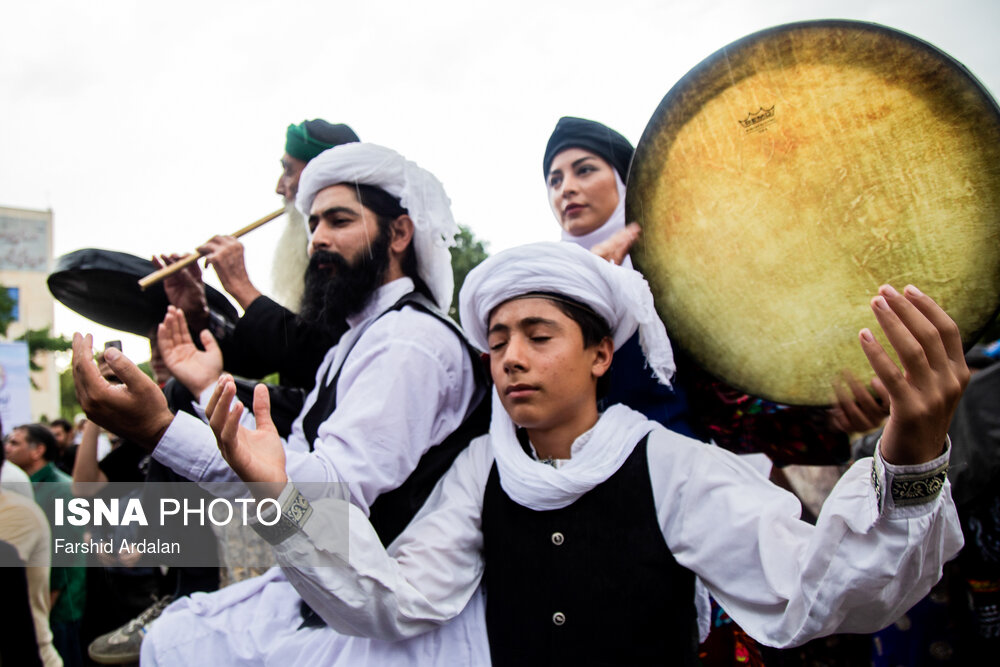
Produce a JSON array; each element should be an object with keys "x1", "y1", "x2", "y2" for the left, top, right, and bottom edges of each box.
[
  {"x1": 388, "y1": 214, "x2": 415, "y2": 257},
  {"x1": 591, "y1": 337, "x2": 614, "y2": 379},
  {"x1": 29, "y1": 443, "x2": 46, "y2": 465}
]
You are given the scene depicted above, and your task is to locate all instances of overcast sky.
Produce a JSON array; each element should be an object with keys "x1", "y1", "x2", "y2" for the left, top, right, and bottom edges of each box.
[{"x1": 1, "y1": 0, "x2": 997, "y2": 362}]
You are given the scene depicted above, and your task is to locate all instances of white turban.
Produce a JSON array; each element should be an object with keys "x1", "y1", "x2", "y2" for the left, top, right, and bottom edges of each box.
[
  {"x1": 459, "y1": 241, "x2": 674, "y2": 385},
  {"x1": 296, "y1": 142, "x2": 458, "y2": 310}
]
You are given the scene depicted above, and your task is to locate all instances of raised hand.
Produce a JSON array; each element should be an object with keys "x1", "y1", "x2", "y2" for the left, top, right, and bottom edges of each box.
[
  {"x1": 71, "y1": 334, "x2": 173, "y2": 450},
  {"x1": 155, "y1": 253, "x2": 210, "y2": 332},
  {"x1": 591, "y1": 222, "x2": 641, "y2": 266},
  {"x1": 207, "y1": 376, "x2": 288, "y2": 501},
  {"x1": 197, "y1": 236, "x2": 262, "y2": 310},
  {"x1": 859, "y1": 285, "x2": 970, "y2": 465},
  {"x1": 157, "y1": 305, "x2": 223, "y2": 397},
  {"x1": 829, "y1": 370, "x2": 891, "y2": 434}
]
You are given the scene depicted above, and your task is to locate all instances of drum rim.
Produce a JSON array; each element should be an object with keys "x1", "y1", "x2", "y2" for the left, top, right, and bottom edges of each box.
[{"x1": 627, "y1": 18, "x2": 1000, "y2": 405}]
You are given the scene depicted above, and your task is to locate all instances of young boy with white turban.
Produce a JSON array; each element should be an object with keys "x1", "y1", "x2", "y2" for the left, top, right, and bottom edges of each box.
[{"x1": 212, "y1": 241, "x2": 966, "y2": 665}]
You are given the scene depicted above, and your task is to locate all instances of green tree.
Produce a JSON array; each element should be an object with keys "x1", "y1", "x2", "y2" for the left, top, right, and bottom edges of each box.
[
  {"x1": 448, "y1": 225, "x2": 489, "y2": 321},
  {"x1": 0, "y1": 286, "x2": 16, "y2": 337}
]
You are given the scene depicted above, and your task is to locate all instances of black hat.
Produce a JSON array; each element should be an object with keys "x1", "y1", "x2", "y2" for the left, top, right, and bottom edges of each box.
[{"x1": 543, "y1": 117, "x2": 634, "y2": 181}]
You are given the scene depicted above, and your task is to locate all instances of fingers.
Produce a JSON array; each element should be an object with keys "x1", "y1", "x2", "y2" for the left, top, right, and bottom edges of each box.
[
  {"x1": 159, "y1": 306, "x2": 194, "y2": 352},
  {"x1": 197, "y1": 236, "x2": 240, "y2": 266},
  {"x1": 252, "y1": 384, "x2": 276, "y2": 433},
  {"x1": 218, "y1": 401, "x2": 244, "y2": 463},
  {"x1": 199, "y1": 329, "x2": 220, "y2": 357},
  {"x1": 101, "y1": 347, "x2": 153, "y2": 392},
  {"x1": 870, "y1": 286, "x2": 948, "y2": 384},
  {"x1": 71, "y1": 333, "x2": 103, "y2": 406},
  {"x1": 208, "y1": 377, "x2": 237, "y2": 440},
  {"x1": 901, "y1": 285, "x2": 965, "y2": 365},
  {"x1": 858, "y1": 326, "x2": 908, "y2": 400},
  {"x1": 204, "y1": 375, "x2": 228, "y2": 421},
  {"x1": 830, "y1": 370, "x2": 888, "y2": 433}
]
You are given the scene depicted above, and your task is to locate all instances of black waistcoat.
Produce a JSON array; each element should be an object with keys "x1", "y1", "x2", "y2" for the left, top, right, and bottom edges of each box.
[
  {"x1": 300, "y1": 290, "x2": 490, "y2": 547},
  {"x1": 481, "y1": 436, "x2": 698, "y2": 666}
]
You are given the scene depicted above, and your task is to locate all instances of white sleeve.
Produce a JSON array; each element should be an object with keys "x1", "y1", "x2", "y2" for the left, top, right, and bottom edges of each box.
[
  {"x1": 272, "y1": 437, "x2": 493, "y2": 640},
  {"x1": 280, "y1": 310, "x2": 476, "y2": 514},
  {"x1": 153, "y1": 310, "x2": 475, "y2": 511},
  {"x1": 152, "y1": 411, "x2": 245, "y2": 485},
  {"x1": 649, "y1": 430, "x2": 964, "y2": 648}
]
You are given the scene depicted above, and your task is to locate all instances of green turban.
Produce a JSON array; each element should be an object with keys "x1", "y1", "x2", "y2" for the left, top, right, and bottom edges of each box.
[{"x1": 285, "y1": 119, "x2": 360, "y2": 162}]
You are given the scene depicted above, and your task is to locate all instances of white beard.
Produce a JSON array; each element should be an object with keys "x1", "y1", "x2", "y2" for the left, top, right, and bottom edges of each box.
[{"x1": 269, "y1": 202, "x2": 310, "y2": 311}]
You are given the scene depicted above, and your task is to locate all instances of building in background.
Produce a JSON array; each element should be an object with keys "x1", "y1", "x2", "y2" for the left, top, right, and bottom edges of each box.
[{"x1": 0, "y1": 205, "x2": 59, "y2": 421}]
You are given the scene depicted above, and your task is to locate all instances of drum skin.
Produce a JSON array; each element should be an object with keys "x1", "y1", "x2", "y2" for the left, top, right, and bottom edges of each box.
[{"x1": 628, "y1": 20, "x2": 1000, "y2": 405}]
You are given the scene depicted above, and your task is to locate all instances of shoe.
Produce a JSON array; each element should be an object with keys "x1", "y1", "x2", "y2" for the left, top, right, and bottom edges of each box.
[{"x1": 88, "y1": 595, "x2": 175, "y2": 664}]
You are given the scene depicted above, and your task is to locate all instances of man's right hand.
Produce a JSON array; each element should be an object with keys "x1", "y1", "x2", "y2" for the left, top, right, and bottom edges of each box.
[
  {"x1": 72, "y1": 334, "x2": 173, "y2": 450},
  {"x1": 158, "y1": 306, "x2": 224, "y2": 397},
  {"x1": 155, "y1": 254, "x2": 211, "y2": 333},
  {"x1": 197, "y1": 236, "x2": 262, "y2": 310}
]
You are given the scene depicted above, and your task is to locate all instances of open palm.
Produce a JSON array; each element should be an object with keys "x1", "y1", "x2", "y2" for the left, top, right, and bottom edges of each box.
[
  {"x1": 158, "y1": 305, "x2": 223, "y2": 396},
  {"x1": 207, "y1": 378, "x2": 288, "y2": 501}
]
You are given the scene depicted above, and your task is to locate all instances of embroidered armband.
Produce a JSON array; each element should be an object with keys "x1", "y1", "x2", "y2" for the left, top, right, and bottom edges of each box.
[
  {"x1": 871, "y1": 436, "x2": 950, "y2": 513},
  {"x1": 890, "y1": 463, "x2": 949, "y2": 507},
  {"x1": 251, "y1": 485, "x2": 313, "y2": 546}
]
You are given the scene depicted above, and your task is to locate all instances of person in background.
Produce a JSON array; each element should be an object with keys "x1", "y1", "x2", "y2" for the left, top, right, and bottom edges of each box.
[
  {"x1": 5, "y1": 424, "x2": 86, "y2": 667},
  {"x1": 48, "y1": 419, "x2": 76, "y2": 476},
  {"x1": 0, "y1": 415, "x2": 59, "y2": 666}
]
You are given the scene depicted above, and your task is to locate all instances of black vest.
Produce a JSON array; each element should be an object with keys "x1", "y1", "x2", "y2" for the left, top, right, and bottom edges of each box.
[
  {"x1": 481, "y1": 436, "x2": 698, "y2": 666},
  {"x1": 300, "y1": 290, "x2": 490, "y2": 547},
  {"x1": 298, "y1": 291, "x2": 490, "y2": 629}
]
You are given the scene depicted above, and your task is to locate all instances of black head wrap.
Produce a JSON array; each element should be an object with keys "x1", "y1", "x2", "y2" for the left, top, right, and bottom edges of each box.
[{"x1": 542, "y1": 116, "x2": 634, "y2": 181}]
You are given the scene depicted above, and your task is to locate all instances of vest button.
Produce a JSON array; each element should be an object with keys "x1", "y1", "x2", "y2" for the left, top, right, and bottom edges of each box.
[
  {"x1": 552, "y1": 612, "x2": 566, "y2": 626},
  {"x1": 551, "y1": 531, "x2": 565, "y2": 546}
]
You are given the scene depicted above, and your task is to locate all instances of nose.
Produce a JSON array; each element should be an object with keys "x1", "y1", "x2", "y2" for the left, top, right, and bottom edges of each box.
[
  {"x1": 275, "y1": 173, "x2": 286, "y2": 198},
  {"x1": 560, "y1": 173, "x2": 579, "y2": 199},
  {"x1": 309, "y1": 221, "x2": 335, "y2": 254},
  {"x1": 502, "y1": 335, "x2": 529, "y2": 374}
]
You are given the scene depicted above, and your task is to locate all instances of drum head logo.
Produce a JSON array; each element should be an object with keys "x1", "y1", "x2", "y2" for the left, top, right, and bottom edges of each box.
[{"x1": 738, "y1": 106, "x2": 776, "y2": 133}]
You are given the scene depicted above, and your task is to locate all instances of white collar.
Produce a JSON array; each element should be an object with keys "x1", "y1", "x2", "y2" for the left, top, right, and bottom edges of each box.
[{"x1": 346, "y1": 277, "x2": 415, "y2": 330}]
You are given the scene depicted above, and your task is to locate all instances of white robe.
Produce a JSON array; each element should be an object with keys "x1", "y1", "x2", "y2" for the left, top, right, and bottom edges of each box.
[{"x1": 271, "y1": 419, "x2": 962, "y2": 649}]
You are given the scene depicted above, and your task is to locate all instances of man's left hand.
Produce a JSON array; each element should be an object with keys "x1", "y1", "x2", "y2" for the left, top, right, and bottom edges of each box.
[{"x1": 207, "y1": 376, "x2": 288, "y2": 501}]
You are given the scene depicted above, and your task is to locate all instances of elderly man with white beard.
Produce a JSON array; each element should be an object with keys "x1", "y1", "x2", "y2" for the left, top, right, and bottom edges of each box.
[{"x1": 159, "y1": 119, "x2": 360, "y2": 389}]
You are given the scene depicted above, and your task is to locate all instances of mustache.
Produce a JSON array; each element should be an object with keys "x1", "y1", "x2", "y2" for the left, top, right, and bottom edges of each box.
[{"x1": 307, "y1": 249, "x2": 351, "y2": 273}]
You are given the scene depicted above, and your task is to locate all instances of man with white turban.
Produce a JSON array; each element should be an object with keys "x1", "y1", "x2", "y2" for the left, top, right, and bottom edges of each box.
[
  {"x1": 211, "y1": 241, "x2": 966, "y2": 665},
  {"x1": 70, "y1": 143, "x2": 491, "y2": 665},
  {"x1": 159, "y1": 119, "x2": 360, "y2": 388}
]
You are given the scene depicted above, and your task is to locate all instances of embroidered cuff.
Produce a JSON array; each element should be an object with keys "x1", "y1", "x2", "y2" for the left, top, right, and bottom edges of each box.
[
  {"x1": 872, "y1": 436, "x2": 950, "y2": 514},
  {"x1": 250, "y1": 484, "x2": 314, "y2": 546}
]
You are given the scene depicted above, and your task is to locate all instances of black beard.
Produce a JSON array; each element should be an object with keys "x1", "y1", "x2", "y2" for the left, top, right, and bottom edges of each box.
[{"x1": 297, "y1": 228, "x2": 392, "y2": 336}]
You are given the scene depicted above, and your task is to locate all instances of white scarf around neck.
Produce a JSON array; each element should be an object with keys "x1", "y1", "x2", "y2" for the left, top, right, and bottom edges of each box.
[{"x1": 490, "y1": 389, "x2": 655, "y2": 511}]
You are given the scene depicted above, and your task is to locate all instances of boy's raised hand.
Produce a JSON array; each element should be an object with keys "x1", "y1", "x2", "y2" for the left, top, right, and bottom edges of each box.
[{"x1": 860, "y1": 285, "x2": 969, "y2": 465}]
